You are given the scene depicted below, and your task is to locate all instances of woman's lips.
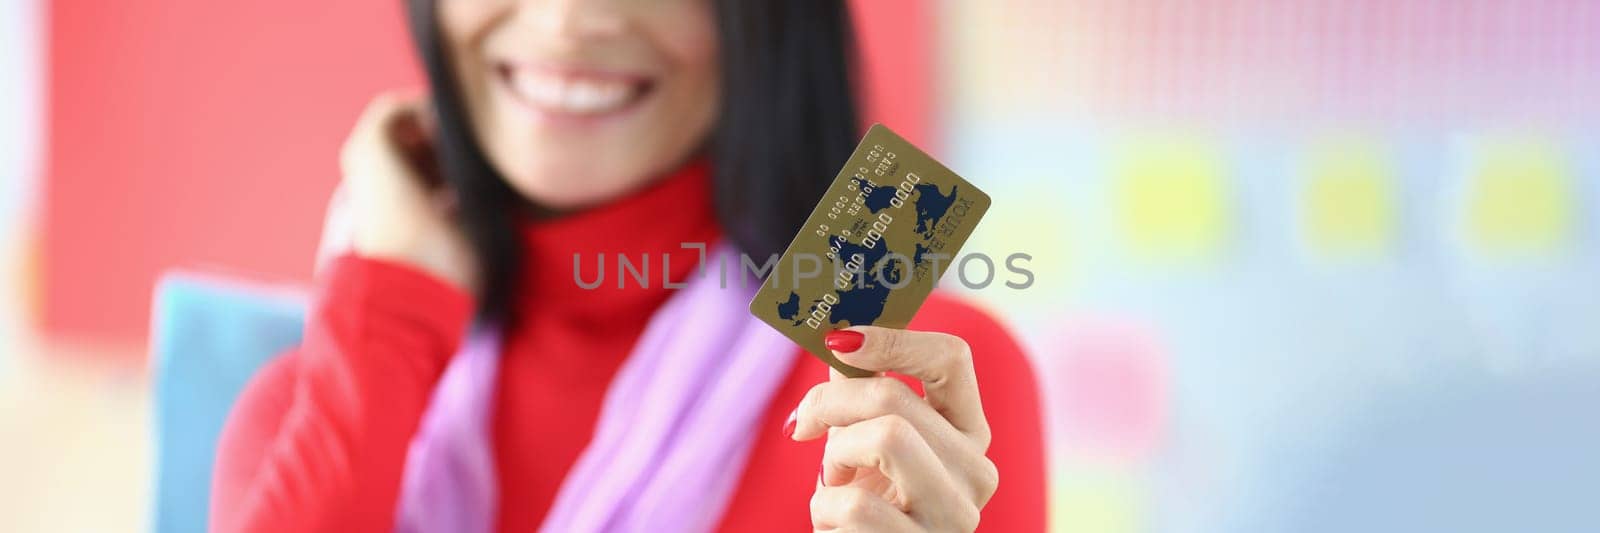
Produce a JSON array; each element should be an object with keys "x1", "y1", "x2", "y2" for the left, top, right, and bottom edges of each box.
[{"x1": 496, "y1": 63, "x2": 652, "y2": 118}]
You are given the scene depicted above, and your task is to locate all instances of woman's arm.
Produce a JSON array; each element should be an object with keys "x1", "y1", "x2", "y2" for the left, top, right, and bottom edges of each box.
[
  {"x1": 210, "y1": 255, "x2": 472, "y2": 533},
  {"x1": 212, "y1": 93, "x2": 479, "y2": 532}
]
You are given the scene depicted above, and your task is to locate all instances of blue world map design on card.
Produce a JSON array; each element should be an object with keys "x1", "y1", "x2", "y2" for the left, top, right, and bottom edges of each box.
[{"x1": 775, "y1": 182, "x2": 962, "y2": 329}]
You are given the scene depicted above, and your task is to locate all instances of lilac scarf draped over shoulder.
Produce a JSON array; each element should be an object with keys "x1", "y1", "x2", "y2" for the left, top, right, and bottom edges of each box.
[{"x1": 394, "y1": 245, "x2": 797, "y2": 533}]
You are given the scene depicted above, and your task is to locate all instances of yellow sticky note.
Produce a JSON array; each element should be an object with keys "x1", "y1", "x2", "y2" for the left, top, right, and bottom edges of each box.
[
  {"x1": 1114, "y1": 138, "x2": 1229, "y2": 262},
  {"x1": 1464, "y1": 139, "x2": 1572, "y2": 255},
  {"x1": 1302, "y1": 139, "x2": 1395, "y2": 258}
]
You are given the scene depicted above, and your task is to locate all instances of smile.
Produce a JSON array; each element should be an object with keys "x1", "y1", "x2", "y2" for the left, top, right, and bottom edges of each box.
[{"x1": 495, "y1": 62, "x2": 653, "y2": 118}]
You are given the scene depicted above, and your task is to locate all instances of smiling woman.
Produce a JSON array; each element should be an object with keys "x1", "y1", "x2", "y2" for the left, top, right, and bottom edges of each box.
[
  {"x1": 437, "y1": 0, "x2": 721, "y2": 209},
  {"x1": 406, "y1": 0, "x2": 862, "y2": 318},
  {"x1": 209, "y1": 1, "x2": 1044, "y2": 532}
]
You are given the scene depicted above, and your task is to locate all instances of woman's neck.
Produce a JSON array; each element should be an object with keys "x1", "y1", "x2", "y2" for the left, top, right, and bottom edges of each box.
[{"x1": 511, "y1": 159, "x2": 721, "y2": 319}]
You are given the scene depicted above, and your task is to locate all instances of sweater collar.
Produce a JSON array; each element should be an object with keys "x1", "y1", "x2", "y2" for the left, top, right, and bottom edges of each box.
[{"x1": 514, "y1": 158, "x2": 721, "y2": 317}]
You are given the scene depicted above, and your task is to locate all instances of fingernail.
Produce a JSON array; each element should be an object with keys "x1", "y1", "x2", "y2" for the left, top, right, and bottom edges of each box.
[
  {"x1": 782, "y1": 408, "x2": 797, "y2": 439},
  {"x1": 817, "y1": 465, "x2": 826, "y2": 487},
  {"x1": 824, "y1": 330, "x2": 865, "y2": 353}
]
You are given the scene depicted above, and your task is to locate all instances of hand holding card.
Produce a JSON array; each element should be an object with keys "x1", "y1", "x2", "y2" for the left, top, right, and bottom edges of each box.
[{"x1": 749, "y1": 124, "x2": 991, "y2": 376}]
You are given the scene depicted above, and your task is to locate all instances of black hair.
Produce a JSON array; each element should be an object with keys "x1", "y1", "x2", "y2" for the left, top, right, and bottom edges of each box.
[{"x1": 402, "y1": 0, "x2": 860, "y2": 319}]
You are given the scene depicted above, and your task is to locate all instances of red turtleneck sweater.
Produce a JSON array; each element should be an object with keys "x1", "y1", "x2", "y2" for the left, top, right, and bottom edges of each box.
[{"x1": 211, "y1": 162, "x2": 1045, "y2": 532}]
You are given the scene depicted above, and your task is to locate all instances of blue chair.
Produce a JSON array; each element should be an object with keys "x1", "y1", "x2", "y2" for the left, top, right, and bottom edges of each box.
[{"x1": 148, "y1": 272, "x2": 309, "y2": 533}]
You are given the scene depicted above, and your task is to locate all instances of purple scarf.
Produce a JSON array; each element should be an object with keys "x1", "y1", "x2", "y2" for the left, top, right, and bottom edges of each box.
[{"x1": 392, "y1": 246, "x2": 797, "y2": 533}]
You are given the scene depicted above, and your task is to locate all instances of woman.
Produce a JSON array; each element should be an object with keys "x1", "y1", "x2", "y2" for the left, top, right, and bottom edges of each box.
[{"x1": 211, "y1": 0, "x2": 1044, "y2": 531}]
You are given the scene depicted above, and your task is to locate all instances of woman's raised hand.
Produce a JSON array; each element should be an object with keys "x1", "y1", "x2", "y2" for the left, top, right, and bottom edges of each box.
[
  {"x1": 790, "y1": 326, "x2": 1000, "y2": 532},
  {"x1": 327, "y1": 92, "x2": 477, "y2": 292}
]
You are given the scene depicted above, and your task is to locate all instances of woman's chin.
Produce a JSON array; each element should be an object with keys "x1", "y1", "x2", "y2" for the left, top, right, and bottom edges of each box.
[{"x1": 502, "y1": 167, "x2": 649, "y2": 213}]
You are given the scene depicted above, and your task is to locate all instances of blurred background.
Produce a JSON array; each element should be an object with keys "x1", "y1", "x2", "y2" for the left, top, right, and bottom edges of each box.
[{"x1": 3, "y1": 0, "x2": 1597, "y2": 532}]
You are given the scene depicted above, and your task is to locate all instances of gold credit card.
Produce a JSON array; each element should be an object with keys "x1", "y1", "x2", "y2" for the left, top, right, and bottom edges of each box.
[{"x1": 748, "y1": 124, "x2": 991, "y2": 377}]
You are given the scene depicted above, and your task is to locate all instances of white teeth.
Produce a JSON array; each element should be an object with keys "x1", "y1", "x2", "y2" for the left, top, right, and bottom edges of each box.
[{"x1": 507, "y1": 68, "x2": 635, "y2": 115}]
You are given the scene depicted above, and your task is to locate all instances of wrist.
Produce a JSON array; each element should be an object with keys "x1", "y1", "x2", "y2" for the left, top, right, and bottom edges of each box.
[
  {"x1": 350, "y1": 240, "x2": 473, "y2": 294},
  {"x1": 352, "y1": 232, "x2": 477, "y2": 296},
  {"x1": 319, "y1": 253, "x2": 476, "y2": 355}
]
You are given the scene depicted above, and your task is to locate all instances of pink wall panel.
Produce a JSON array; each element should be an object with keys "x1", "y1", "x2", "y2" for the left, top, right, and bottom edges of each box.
[
  {"x1": 42, "y1": 1, "x2": 932, "y2": 344},
  {"x1": 43, "y1": 1, "x2": 422, "y2": 340}
]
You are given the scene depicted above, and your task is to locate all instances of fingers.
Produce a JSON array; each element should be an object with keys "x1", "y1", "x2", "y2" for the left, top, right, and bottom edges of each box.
[
  {"x1": 335, "y1": 91, "x2": 477, "y2": 291},
  {"x1": 798, "y1": 322, "x2": 1000, "y2": 530},
  {"x1": 792, "y1": 377, "x2": 937, "y2": 441},
  {"x1": 792, "y1": 376, "x2": 984, "y2": 482},
  {"x1": 342, "y1": 92, "x2": 419, "y2": 168},
  {"x1": 341, "y1": 92, "x2": 437, "y2": 183},
  {"x1": 386, "y1": 102, "x2": 441, "y2": 187},
  {"x1": 356, "y1": 90, "x2": 426, "y2": 131},
  {"x1": 822, "y1": 415, "x2": 981, "y2": 531},
  {"x1": 831, "y1": 326, "x2": 991, "y2": 446},
  {"x1": 809, "y1": 486, "x2": 918, "y2": 532},
  {"x1": 822, "y1": 415, "x2": 954, "y2": 504},
  {"x1": 795, "y1": 378, "x2": 999, "y2": 507}
]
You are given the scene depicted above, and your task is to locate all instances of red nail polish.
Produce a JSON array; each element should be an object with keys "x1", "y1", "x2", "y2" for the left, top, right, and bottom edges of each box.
[
  {"x1": 782, "y1": 408, "x2": 797, "y2": 439},
  {"x1": 824, "y1": 330, "x2": 865, "y2": 353}
]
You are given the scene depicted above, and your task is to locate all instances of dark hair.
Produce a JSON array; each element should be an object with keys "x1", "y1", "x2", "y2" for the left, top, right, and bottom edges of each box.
[{"x1": 402, "y1": 0, "x2": 860, "y2": 319}]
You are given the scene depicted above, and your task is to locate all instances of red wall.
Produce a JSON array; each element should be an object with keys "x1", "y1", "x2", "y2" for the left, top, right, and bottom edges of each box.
[{"x1": 42, "y1": 0, "x2": 931, "y2": 343}]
